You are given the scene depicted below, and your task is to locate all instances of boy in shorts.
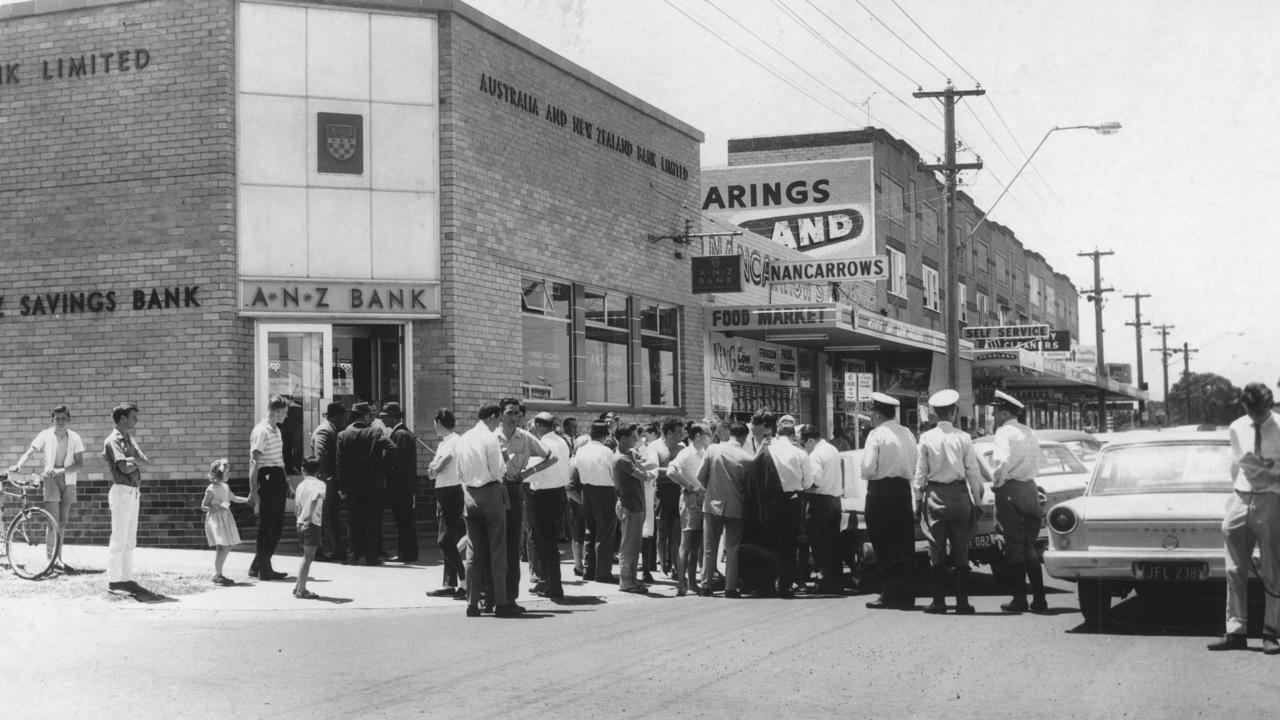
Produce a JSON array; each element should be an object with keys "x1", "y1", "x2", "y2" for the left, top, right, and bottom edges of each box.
[{"x1": 293, "y1": 456, "x2": 326, "y2": 599}]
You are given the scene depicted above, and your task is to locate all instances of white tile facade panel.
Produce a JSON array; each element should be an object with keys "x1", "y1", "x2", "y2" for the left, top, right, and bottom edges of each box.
[
  {"x1": 306, "y1": 9, "x2": 369, "y2": 100},
  {"x1": 372, "y1": 191, "x2": 437, "y2": 280},
  {"x1": 371, "y1": 15, "x2": 436, "y2": 105},
  {"x1": 239, "y1": 94, "x2": 307, "y2": 185},
  {"x1": 371, "y1": 102, "x2": 436, "y2": 192},
  {"x1": 239, "y1": 185, "x2": 308, "y2": 277},
  {"x1": 238, "y1": 2, "x2": 306, "y2": 96},
  {"x1": 308, "y1": 189, "x2": 371, "y2": 278}
]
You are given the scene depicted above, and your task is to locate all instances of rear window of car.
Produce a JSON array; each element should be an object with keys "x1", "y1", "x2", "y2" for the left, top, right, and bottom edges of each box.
[
  {"x1": 1039, "y1": 445, "x2": 1088, "y2": 476},
  {"x1": 1089, "y1": 442, "x2": 1233, "y2": 496}
]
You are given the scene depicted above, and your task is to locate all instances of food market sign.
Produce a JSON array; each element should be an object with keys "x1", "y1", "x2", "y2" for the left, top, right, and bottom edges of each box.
[{"x1": 708, "y1": 304, "x2": 841, "y2": 330}]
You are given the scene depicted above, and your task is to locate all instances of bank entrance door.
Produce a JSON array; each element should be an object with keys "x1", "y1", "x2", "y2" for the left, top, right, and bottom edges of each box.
[{"x1": 332, "y1": 324, "x2": 405, "y2": 412}]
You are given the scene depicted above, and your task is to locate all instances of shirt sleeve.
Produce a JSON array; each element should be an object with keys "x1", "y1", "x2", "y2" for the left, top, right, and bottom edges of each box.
[
  {"x1": 485, "y1": 436, "x2": 505, "y2": 483},
  {"x1": 859, "y1": 431, "x2": 880, "y2": 479},
  {"x1": 249, "y1": 425, "x2": 267, "y2": 455},
  {"x1": 913, "y1": 440, "x2": 929, "y2": 492},
  {"x1": 962, "y1": 438, "x2": 985, "y2": 501},
  {"x1": 428, "y1": 437, "x2": 453, "y2": 475},
  {"x1": 69, "y1": 431, "x2": 85, "y2": 456},
  {"x1": 200, "y1": 486, "x2": 216, "y2": 512},
  {"x1": 990, "y1": 427, "x2": 1013, "y2": 480}
]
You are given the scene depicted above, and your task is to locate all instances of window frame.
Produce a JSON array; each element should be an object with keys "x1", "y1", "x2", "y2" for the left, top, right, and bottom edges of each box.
[
  {"x1": 887, "y1": 247, "x2": 907, "y2": 298},
  {"x1": 922, "y1": 265, "x2": 940, "y2": 312}
]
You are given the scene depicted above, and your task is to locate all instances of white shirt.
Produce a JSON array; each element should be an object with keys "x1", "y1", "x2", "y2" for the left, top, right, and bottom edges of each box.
[
  {"x1": 294, "y1": 476, "x2": 326, "y2": 526},
  {"x1": 29, "y1": 428, "x2": 86, "y2": 485},
  {"x1": 455, "y1": 421, "x2": 505, "y2": 488},
  {"x1": 768, "y1": 438, "x2": 809, "y2": 493},
  {"x1": 250, "y1": 419, "x2": 284, "y2": 468},
  {"x1": 805, "y1": 439, "x2": 843, "y2": 497},
  {"x1": 914, "y1": 421, "x2": 984, "y2": 502},
  {"x1": 529, "y1": 431, "x2": 571, "y2": 490},
  {"x1": 571, "y1": 440, "x2": 617, "y2": 487},
  {"x1": 428, "y1": 432, "x2": 461, "y2": 489},
  {"x1": 1230, "y1": 412, "x2": 1280, "y2": 494},
  {"x1": 860, "y1": 420, "x2": 917, "y2": 482},
  {"x1": 990, "y1": 419, "x2": 1039, "y2": 488},
  {"x1": 668, "y1": 445, "x2": 706, "y2": 492}
]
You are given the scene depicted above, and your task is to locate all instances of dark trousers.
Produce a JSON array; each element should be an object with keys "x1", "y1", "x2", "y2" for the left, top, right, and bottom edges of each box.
[
  {"x1": 435, "y1": 485, "x2": 466, "y2": 587},
  {"x1": 347, "y1": 489, "x2": 384, "y2": 564},
  {"x1": 531, "y1": 487, "x2": 567, "y2": 592},
  {"x1": 865, "y1": 477, "x2": 916, "y2": 603},
  {"x1": 504, "y1": 481, "x2": 524, "y2": 601},
  {"x1": 774, "y1": 492, "x2": 804, "y2": 593},
  {"x1": 320, "y1": 477, "x2": 345, "y2": 560},
  {"x1": 463, "y1": 482, "x2": 508, "y2": 608},
  {"x1": 252, "y1": 467, "x2": 287, "y2": 574},
  {"x1": 582, "y1": 484, "x2": 618, "y2": 580},
  {"x1": 385, "y1": 482, "x2": 418, "y2": 562},
  {"x1": 805, "y1": 493, "x2": 843, "y2": 590},
  {"x1": 522, "y1": 483, "x2": 541, "y2": 581},
  {"x1": 655, "y1": 481, "x2": 681, "y2": 571}
]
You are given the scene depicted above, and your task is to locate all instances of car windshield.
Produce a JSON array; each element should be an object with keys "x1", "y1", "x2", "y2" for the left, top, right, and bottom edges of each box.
[
  {"x1": 1038, "y1": 445, "x2": 1088, "y2": 476},
  {"x1": 1089, "y1": 442, "x2": 1233, "y2": 496},
  {"x1": 1061, "y1": 440, "x2": 1100, "y2": 461}
]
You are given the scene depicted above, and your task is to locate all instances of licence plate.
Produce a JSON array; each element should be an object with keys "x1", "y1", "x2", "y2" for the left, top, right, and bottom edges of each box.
[
  {"x1": 969, "y1": 533, "x2": 999, "y2": 549},
  {"x1": 1132, "y1": 562, "x2": 1209, "y2": 581}
]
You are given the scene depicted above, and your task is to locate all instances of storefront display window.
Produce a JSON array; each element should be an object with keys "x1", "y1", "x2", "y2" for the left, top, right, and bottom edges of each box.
[
  {"x1": 584, "y1": 288, "x2": 629, "y2": 404},
  {"x1": 521, "y1": 279, "x2": 572, "y2": 402},
  {"x1": 640, "y1": 303, "x2": 679, "y2": 407}
]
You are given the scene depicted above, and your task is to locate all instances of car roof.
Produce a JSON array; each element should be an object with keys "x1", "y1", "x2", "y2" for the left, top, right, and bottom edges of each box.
[
  {"x1": 1036, "y1": 429, "x2": 1100, "y2": 445},
  {"x1": 1100, "y1": 429, "x2": 1230, "y2": 447}
]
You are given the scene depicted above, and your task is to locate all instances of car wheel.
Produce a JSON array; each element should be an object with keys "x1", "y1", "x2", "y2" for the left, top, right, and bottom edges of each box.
[{"x1": 1077, "y1": 579, "x2": 1110, "y2": 625}]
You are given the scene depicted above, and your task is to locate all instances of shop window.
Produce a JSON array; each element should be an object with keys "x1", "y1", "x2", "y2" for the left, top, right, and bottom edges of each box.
[
  {"x1": 922, "y1": 266, "x2": 940, "y2": 312},
  {"x1": 1030, "y1": 275, "x2": 1043, "y2": 306},
  {"x1": 887, "y1": 247, "x2": 907, "y2": 298},
  {"x1": 994, "y1": 252, "x2": 1008, "y2": 288},
  {"x1": 521, "y1": 279, "x2": 572, "y2": 402},
  {"x1": 583, "y1": 288, "x2": 630, "y2": 404},
  {"x1": 640, "y1": 303, "x2": 680, "y2": 407},
  {"x1": 882, "y1": 175, "x2": 905, "y2": 225},
  {"x1": 977, "y1": 292, "x2": 988, "y2": 320}
]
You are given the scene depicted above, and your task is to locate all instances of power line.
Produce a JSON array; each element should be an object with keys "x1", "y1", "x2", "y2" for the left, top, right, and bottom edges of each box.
[
  {"x1": 799, "y1": 0, "x2": 919, "y2": 88},
  {"x1": 851, "y1": 0, "x2": 949, "y2": 80},
  {"x1": 888, "y1": 0, "x2": 979, "y2": 86}
]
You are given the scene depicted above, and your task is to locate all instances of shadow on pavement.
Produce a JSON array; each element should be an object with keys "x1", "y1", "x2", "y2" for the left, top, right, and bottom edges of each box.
[
  {"x1": 549, "y1": 595, "x2": 606, "y2": 606},
  {"x1": 1066, "y1": 590, "x2": 1226, "y2": 637}
]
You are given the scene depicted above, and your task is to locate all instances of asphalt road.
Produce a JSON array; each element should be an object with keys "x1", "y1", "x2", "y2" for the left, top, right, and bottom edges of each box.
[{"x1": 5, "y1": 570, "x2": 1278, "y2": 720}]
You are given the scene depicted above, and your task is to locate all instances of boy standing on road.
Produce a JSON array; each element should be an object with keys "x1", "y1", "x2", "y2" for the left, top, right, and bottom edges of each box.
[{"x1": 293, "y1": 456, "x2": 326, "y2": 600}]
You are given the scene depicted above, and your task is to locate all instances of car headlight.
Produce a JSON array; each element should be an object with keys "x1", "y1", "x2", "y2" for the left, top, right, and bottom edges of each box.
[{"x1": 1048, "y1": 506, "x2": 1077, "y2": 534}]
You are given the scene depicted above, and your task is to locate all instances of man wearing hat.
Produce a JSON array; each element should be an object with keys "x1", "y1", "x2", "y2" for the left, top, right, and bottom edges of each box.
[
  {"x1": 988, "y1": 390, "x2": 1046, "y2": 613},
  {"x1": 861, "y1": 392, "x2": 919, "y2": 609},
  {"x1": 380, "y1": 402, "x2": 419, "y2": 564},
  {"x1": 914, "y1": 389, "x2": 985, "y2": 614},
  {"x1": 310, "y1": 401, "x2": 348, "y2": 562},
  {"x1": 336, "y1": 401, "x2": 397, "y2": 566}
]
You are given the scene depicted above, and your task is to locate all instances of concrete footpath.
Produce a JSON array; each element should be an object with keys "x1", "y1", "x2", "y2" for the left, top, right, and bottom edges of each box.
[{"x1": 0, "y1": 542, "x2": 647, "y2": 614}]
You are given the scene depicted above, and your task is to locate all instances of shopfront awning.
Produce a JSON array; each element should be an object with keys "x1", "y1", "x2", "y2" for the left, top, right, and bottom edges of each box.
[
  {"x1": 973, "y1": 349, "x2": 1148, "y2": 402},
  {"x1": 705, "y1": 303, "x2": 977, "y2": 356}
]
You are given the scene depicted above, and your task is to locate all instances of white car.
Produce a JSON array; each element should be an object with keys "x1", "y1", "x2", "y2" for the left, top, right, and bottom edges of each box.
[{"x1": 1043, "y1": 430, "x2": 1234, "y2": 624}]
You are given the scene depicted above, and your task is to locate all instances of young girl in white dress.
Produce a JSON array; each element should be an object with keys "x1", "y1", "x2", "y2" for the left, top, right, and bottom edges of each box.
[{"x1": 200, "y1": 458, "x2": 248, "y2": 585}]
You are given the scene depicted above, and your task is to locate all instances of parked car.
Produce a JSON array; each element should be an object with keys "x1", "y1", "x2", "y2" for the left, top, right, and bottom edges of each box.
[
  {"x1": 972, "y1": 437, "x2": 1093, "y2": 521},
  {"x1": 1043, "y1": 429, "x2": 1233, "y2": 624},
  {"x1": 1036, "y1": 429, "x2": 1103, "y2": 468}
]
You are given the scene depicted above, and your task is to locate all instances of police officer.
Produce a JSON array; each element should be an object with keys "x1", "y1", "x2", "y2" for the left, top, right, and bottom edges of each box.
[
  {"x1": 914, "y1": 389, "x2": 985, "y2": 615},
  {"x1": 861, "y1": 393, "x2": 918, "y2": 610},
  {"x1": 988, "y1": 390, "x2": 1046, "y2": 613}
]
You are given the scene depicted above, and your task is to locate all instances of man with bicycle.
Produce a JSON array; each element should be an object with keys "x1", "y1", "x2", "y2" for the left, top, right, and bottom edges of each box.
[{"x1": 10, "y1": 405, "x2": 84, "y2": 572}]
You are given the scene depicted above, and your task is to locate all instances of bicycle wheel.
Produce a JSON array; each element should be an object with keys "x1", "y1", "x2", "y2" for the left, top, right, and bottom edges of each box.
[{"x1": 6, "y1": 507, "x2": 59, "y2": 580}]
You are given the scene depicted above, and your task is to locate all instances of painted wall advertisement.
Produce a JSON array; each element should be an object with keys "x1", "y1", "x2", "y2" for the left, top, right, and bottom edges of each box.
[{"x1": 709, "y1": 333, "x2": 801, "y2": 418}]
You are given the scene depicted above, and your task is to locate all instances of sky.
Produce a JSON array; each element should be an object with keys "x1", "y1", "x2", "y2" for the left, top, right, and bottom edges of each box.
[{"x1": 461, "y1": 0, "x2": 1280, "y2": 400}]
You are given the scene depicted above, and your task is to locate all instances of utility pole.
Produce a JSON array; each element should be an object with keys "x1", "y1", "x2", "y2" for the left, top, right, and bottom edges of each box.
[
  {"x1": 1124, "y1": 293, "x2": 1151, "y2": 426},
  {"x1": 1078, "y1": 250, "x2": 1114, "y2": 431},
  {"x1": 1169, "y1": 342, "x2": 1199, "y2": 424},
  {"x1": 916, "y1": 82, "x2": 984, "y2": 392},
  {"x1": 1148, "y1": 324, "x2": 1175, "y2": 425}
]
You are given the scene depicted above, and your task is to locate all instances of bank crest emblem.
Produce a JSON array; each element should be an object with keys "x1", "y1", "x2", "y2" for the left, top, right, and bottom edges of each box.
[
  {"x1": 325, "y1": 124, "x2": 358, "y2": 162},
  {"x1": 316, "y1": 112, "x2": 364, "y2": 175}
]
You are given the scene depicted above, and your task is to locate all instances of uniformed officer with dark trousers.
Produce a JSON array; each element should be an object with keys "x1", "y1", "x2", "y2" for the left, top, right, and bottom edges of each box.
[
  {"x1": 988, "y1": 390, "x2": 1047, "y2": 613},
  {"x1": 914, "y1": 389, "x2": 985, "y2": 614},
  {"x1": 861, "y1": 392, "x2": 918, "y2": 610}
]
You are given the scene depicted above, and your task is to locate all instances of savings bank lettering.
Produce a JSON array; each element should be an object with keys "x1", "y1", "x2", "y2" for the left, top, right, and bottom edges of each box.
[{"x1": 0, "y1": 286, "x2": 199, "y2": 318}]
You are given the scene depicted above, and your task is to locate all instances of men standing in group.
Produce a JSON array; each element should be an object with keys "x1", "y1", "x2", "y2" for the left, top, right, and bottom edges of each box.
[
  {"x1": 310, "y1": 402, "x2": 347, "y2": 563},
  {"x1": 526, "y1": 412, "x2": 571, "y2": 599},
  {"x1": 571, "y1": 420, "x2": 619, "y2": 583},
  {"x1": 10, "y1": 405, "x2": 85, "y2": 572},
  {"x1": 698, "y1": 422, "x2": 754, "y2": 598},
  {"x1": 988, "y1": 390, "x2": 1046, "y2": 614},
  {"x1": 861, "y1": 393, "x2": 919, "y2": 610},
  {"x1": 102, "y1": 402, "x2": 151, "y2": 595},
  {"x1": 249, "y1": 395, "x2": 290, "y2": 580},
  {"x1": 800, "y1": 424, "x2": 844, "y2": 595},
  {"x1": 648, "y1": 418, "x2": 685, "y2": 578},
  {"x1": 495, "y1": 398, "x2": 553, "y2": 602},
  {"x1": 914, "y1": 389, "x2": 985, "y2": 615},
  {"x1": 1209, "y1": 383, "x2": 1280, "y2": 652},
  {"x1": 336, "y1": 402, "x2": 396, "y2": 566},
  {"x1": 427, "y1": 408, "x2": 467, "y2": 598},
  {"x1": 380, "y1": 402, "x2": 418, "y2": 564},
  {"x1": 768, "y1": 415, "x2": 809, "y2": 598},
  {"x1": 457, "y1": 403, "x2": 521, "y2": 617}
]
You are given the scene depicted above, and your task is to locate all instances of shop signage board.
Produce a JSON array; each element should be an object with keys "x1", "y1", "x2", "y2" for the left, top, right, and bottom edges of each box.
[
  {"x1": 709, "y1": 333, "x2": 800, "y2": 385},
  {"x1": 841, "y1": 371, "x2": 874, "y2": 402},
  {"x1": 766, "y1": 256, "x2": 888, "y2": 283},
  {"x1": 963, "y1": 324, "x2": 1051, "y2": 341},
  {"x1": 691, "y1": 254, "x2": 744, "y2": 294},
  {"x1": 708, "y1": 304, "x2": 843, "y2": 331},
  {"x1": 239, "y1": 280, "x2": 440, "y2": 318},
  {"x1": 972, "y1": 329, "x2": 1071, "y2": 351}
]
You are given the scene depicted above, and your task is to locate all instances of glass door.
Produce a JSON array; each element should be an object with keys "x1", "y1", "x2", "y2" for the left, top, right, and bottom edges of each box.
[
  {"x1": 332, "y1": 324, "x2": 406, "y2": 413},
  {"x1": 256, "y1": 323, "x2": 333, "y2": 476}
]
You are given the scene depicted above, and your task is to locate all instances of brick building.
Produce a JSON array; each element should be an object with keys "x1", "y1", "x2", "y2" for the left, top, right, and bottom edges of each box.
[{"x1": 0, "y1": 0, "x2": 702, "y2": 547}]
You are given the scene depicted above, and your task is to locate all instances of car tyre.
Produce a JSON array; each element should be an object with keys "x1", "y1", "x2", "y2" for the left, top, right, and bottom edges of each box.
[{"x1": 1077, "y1": 579, "x2": 1110, "y2": 626}]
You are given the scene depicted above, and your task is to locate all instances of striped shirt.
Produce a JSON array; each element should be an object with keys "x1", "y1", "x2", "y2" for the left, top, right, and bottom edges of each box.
[{"x1": 250, "y1": 419, "x2": 284, "y2": 468}]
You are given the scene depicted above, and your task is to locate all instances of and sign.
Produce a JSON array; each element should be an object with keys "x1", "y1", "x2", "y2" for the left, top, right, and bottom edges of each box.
[
  {"x1": 239, "y1": 280, "x2": 440, "y2": 318},
  {"x1": 708, "y1": 304, "x2": 841, "y2": 330},
  {"x1": 691, "y1": 255, "x2": 743, "y2": 294},
  {"x1": 963, "y1": 324, "x2": 1051, "y2": 341},
  {"x1": 766, "y1": 256, "x2": 887, "y2": 284}
]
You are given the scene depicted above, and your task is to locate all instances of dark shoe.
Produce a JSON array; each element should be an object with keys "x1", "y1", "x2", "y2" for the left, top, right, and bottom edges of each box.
[
  {"x1": 428, "y1": 587, "x2": 459, "y2": 597},
  {"x1": 724, "y1": 589, "x2": 742, "y2": 599},
  {"x1": 954, "y1": 603, "x2": 976, "y2": 615},
  {"x1": 1001, "y1": 598, "x2": 1029, "y2": 613},
  {"x1": 494, "y1": 603, "x2": 524, "y2": 617},
  {"x1": 777, "y1": 590, "x2": 795, "y2": 599},
  {"x1": 481, "y1": 605, "x2": 495, "y2": 614},
  {"x1": 531, "y1": 582, "x2": 549, "y2": 595},
  {"x1": 697, "y1": 587, "x2": 714, "y2": 597},
  {"x1": 676, "y1": 588, "x2": 688, "y2": 597},
  {"x1": 1264, "y1": 636, "x2": 1280, "y2": 655},
  {"x1": 572, "y1": 567, "x2": 585, "y2": 577},
  {"x1": 247, "y1": 568, "x2": 260, "y2": 579},
  {"x1": 620, "y1": 585, "x2": 647, "y2": 594},
  {"x1": 540, "y1": 587, "x2": 565, "y2": 600},
  {"x1": 923, "y1": 602, "x2": 947, "y2": 615},
  {"x1": 260, "y1": 570, "x2": 287, "y2": 581},
  {"x1": 595, "y1": 574, "x2": 619, "y2": 585},
  {"x1": 453, "y1": 587, "x2": 469, "y2": 600},
  {"x1": 466, "y1": 605, "x2": 481, "y2": 618},
  {"x1": 1207, "y1": 634, "x2": 1247, "y2": 651},
  {"x1": 108, "y1": 581, "x2": 131, "y2": 592},
  {"x1": 642, "y1": 571, "x2": 655, "y2": 583},
  {"x1": 1029, "y1": 599, "x2": 1049, "y2": 614}
]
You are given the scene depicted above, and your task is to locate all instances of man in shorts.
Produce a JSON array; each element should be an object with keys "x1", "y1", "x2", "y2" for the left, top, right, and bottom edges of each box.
[
  {"x1": 10, "y1": 405, "x2": 85, "y2": 572},
  {"x1": 293, "y1": 456, "x2": 326, "y2": 600}
]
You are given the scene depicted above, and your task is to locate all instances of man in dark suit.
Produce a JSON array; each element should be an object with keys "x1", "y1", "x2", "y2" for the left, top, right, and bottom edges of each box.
[
  {"x1": 310, "y1": 402, "x2": 347, "y2": 562},
  {"x1": 380, "y1": 402, "x2": 419, "y2": 563},
  {"x1": 336, "y1": 402, "x2": 396, "y2": 566}
]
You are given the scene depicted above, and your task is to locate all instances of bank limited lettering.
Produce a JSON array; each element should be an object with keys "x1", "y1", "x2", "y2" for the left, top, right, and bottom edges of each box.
[
  {"x1": 0, "y1": 286, "x2": 198, "y2": 318},
  {"x1": 0, "y1": 49, "x2": 153, "y2": 86}
]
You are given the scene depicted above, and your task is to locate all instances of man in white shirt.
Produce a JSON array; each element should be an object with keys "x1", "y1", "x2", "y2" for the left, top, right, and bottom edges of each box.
[
  {"x1": 527, "y1": 412, "x2": 570, "y2": 599},
  {"x1": 570, "y1": 421, "x2": 619, "y2": 583},
  {"x1": 427, "y1": 408, "x2": 466, "y2": 599},
  {"x1": 496, "y1": 398, "x2": 553, "y2": 603},
  {"x1": 801, "y1": 424, "x2": 844, "y2": 595},
  {"x1": 457, "y1": 403, "x2": 522, "y2": 618},
  {"x1": 769, "y1": 417, "x2": 809, "y2": 598},
  {"x1": 1210, "y1": 383, "x2": 1280, "y2": 652},
  {"x1": 248, "y1": 395, "x2": 290, "y2": 581},
  {"x1": 860, "y1": 393, "x2": 919, "y2": 610},
  {"x1": 914, "y1": 389, "x2": 985, "y2": 615},
  {"x1": 10, "y1": 404, "x2": 85, "y2": 572},
  {"x1": 988, "y1": 390, "x2": 1046, "y2": 614}
]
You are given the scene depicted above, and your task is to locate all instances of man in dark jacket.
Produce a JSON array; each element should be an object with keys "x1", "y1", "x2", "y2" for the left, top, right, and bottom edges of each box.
[
  {"x1": 337, "y1": 402, "x2": 396, "y2": 566},
  {"x1": 310, "y1": 402, "x2": 347, "y2": 562},
  {"x1": 380, "y1": 402, "x2": 418, "y2": 563}
]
